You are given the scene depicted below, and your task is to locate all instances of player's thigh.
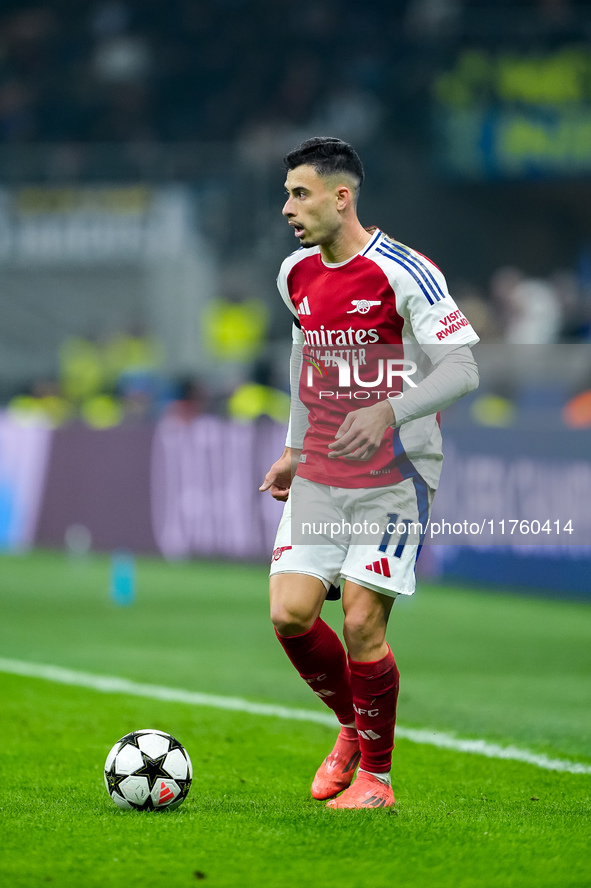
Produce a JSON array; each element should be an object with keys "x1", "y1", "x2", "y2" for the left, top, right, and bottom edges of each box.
[
  {"x1": 269, "y1": 572, "x2": 327, "y2": 635},
  {"x1": 270, "y1": 476, "x2": 348, "y2": 590}
]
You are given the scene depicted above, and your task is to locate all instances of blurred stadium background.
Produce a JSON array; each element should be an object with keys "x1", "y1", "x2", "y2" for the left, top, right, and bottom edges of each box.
[{"x1": 0, "y1": 0, "x2": 590, "y2": 594}]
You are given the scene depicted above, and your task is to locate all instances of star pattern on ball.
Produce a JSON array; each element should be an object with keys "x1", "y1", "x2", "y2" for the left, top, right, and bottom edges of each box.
[
  {"x1": 133, "y1": 752, "x2": 170, "y2": 792},
  {"x1": 104, "y1": 730, "x2": 192, "y2": 811}
]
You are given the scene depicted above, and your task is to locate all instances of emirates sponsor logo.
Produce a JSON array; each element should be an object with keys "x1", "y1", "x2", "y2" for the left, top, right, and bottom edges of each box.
[{"x1": 303, "y1": 326, "x2": 380, "y2": 347}]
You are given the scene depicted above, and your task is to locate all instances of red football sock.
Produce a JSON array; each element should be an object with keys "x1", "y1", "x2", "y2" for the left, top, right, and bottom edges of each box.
[
  {"x1": 275, "y1": 618, "x2": 355, "y2": 725},
  {"x1": 349, "y1": 647, "x2": 399, "y2": 774}
]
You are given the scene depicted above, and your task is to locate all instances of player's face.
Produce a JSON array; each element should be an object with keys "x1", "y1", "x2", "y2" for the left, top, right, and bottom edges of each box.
[{"x1": 282, "y1": 166, "x2": 343, "y2": 248}]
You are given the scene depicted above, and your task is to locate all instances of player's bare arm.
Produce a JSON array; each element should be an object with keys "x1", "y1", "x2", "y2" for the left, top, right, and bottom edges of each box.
[
  {"x1": 328, "y1": 400, "x2": 396, "y2": 461},
  {"x1": 259, "y1": 446, "x2": 302, "y2": 501}
]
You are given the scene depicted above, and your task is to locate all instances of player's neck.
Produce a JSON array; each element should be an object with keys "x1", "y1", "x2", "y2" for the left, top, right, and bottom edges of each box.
[{"x1": 319, "y1": 221, "x2": 373, "y2": 265}]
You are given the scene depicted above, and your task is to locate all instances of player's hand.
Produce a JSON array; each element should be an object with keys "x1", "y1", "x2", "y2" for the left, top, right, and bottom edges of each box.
[
  {"x1": 259, "y1": 447, "x2": 301, "y2": 501},
  {"x1": 328, "y1": 401, "x2": 395, "y2": 460}
]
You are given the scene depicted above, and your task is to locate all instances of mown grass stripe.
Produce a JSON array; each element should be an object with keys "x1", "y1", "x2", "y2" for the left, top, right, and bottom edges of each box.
[{"x1": 1, "y1": 656, "x2": 590, "y2": 776}]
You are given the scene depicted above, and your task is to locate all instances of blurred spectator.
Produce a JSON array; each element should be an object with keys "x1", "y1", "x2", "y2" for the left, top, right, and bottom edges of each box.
[
  {"x1": 0, "y1": 0, "x2": 586, "y2": 145},
  {"x1": 504, "y1": 278, "x2": 563, "y2": 344},
  {"x1": 80, "y1": 393, "x2": 124, "y2": 429},
  {"x1": 489, "y1": 267, "x2": 574, "y2": 343},
  {"x1": 470, "y1": 393, "x2": 517, "y2": 427},
  {"x1": 404, "y1": 0, "x2": 462, "y2": 41},
  {"x1": 227, "y1": 360, "x2": 290, "y2": 423},
  {"x1": 103, "y1": 328, "x2": 163, "y2": 387},
  {"x1": 91, "y1": 2, "x2": 132, "y2": 40},
  {"x1": 562, "y1": 389, "x2": 591, "y2": 428},
  {"x1": 59, "y1": 337, "x2": 105, "y2": 402},
  {"x1": 7, "y1": 379, "x2": 72, "y2": 428},
  {"x1": 203, "y1": 296, "x2": 268, "y2": 363},
  {"x1": 93, "y1": 36, "x2": 151, "y2": 84},
  {"x1": 0, "y1": 81, "x2": 35, "y2": 141},
  {"x1": 164, "y1": 377, "x2": 210, "y2": 422},
  {"x1": 0, "y1": 0, "x2": 590, "y2": 428},
  {"x1": 227, "y1": 382, "x2": 290, "y2": 424},
  {"x1": 54, "y1": 328, "x2": 167, "y2": 426},
  {"x1": 489, "y1": 266, "x2": 524, "y2": 337},
  {"x1": 312, "y1": 86, "x2": 384, "y2": 146},
  {"x1": 452, "y1": 282, "x2": 499, "y2": 342}
]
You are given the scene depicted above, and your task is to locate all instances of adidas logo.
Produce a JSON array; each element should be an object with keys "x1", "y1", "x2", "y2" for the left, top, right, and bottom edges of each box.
[
  {"x1": 157, "y1": 781, "x2": 175, "y2": 804},
  {"x1": 365, "y1": 557, "x2": 391, "y2": 578},
  {"x1": 362, "y1": 794, "x2": 388, "y2": 807},
  {"x1": 358, "y1": 729, "x2": 381, "y2": 741},
  {"x1": 297, "y1": 296, "x2": 311, "y2": 315}
]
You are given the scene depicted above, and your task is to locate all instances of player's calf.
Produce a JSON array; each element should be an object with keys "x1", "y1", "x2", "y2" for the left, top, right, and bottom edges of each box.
[{"x1": 349, "y1": 647, "x2": 399, "y2": 774}]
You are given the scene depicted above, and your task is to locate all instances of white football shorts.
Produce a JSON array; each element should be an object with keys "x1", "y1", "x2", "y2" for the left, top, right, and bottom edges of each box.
[{"x1": 270, "y1": 474, "x2": 435, "y2": 598}]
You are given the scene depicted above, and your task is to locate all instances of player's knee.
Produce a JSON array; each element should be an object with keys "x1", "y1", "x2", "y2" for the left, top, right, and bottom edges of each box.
[
  {"x1": 269, "y1": 574, "x2": 325, "y2": 636},
  {"x1": 270, "y1": 600, "x2": 316, "y2": 637},
  {"x1": 343, "y1": 607, "x2": 382, "y2": 649}
]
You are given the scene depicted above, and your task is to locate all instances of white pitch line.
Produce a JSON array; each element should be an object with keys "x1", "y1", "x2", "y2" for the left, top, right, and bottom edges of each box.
[{"x1": 1, "y1": 656, "x2": 590, "y2": 776}]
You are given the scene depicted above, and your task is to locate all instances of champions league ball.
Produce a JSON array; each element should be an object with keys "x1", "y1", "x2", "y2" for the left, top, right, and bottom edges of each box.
[{"x1": 104, "y1": 729, "x2": 193, "y2": 810}]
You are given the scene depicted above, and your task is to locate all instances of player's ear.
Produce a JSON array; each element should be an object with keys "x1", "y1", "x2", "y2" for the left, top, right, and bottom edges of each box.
[{"x1": 335, "y1": 185, "x2": 352, "y2": 211}]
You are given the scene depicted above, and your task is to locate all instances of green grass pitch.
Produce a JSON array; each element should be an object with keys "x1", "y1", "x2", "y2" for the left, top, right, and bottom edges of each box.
[{"x1": 0, "y1": 551, "x2": 590, "y2": 888}]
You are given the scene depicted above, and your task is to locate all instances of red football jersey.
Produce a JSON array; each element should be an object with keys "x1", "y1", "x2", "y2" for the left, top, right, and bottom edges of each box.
[{"x1": 277, "y1": 230, "x2": 479, "y2": 489}]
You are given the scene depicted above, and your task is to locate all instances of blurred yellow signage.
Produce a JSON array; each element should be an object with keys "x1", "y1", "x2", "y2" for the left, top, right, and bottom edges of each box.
[{"x1": 433, "y1": 47, "x2": 591, "y2": 178}]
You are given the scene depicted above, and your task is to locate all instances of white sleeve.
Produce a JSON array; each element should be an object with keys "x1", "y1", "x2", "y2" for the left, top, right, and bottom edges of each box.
[
  {"x1": 397, "y1": 252, "x2": 480, "y2": 349},
  {"x1": 277, "y1": 258, "x2": 309, "y2": 447},
  {"x1": 389, "y1": 344, "x2": 479, "y2": 426},
  {"x1": 285, "y1": 323, "x2": 309, "y2": 448},
  {"x1": 277, "y1": 258, "x2": 300, "y2": 321}
]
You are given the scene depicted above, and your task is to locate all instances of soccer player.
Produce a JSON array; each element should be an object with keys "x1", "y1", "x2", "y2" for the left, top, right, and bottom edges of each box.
[{"x1": 260, "y1": 137, "x2": 479, "y2": 809}]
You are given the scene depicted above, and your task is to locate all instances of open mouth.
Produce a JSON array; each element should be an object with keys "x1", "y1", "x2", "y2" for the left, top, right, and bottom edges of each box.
[{"x1": 291, "y1": 223, "x2": 305, "y2": 238}]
